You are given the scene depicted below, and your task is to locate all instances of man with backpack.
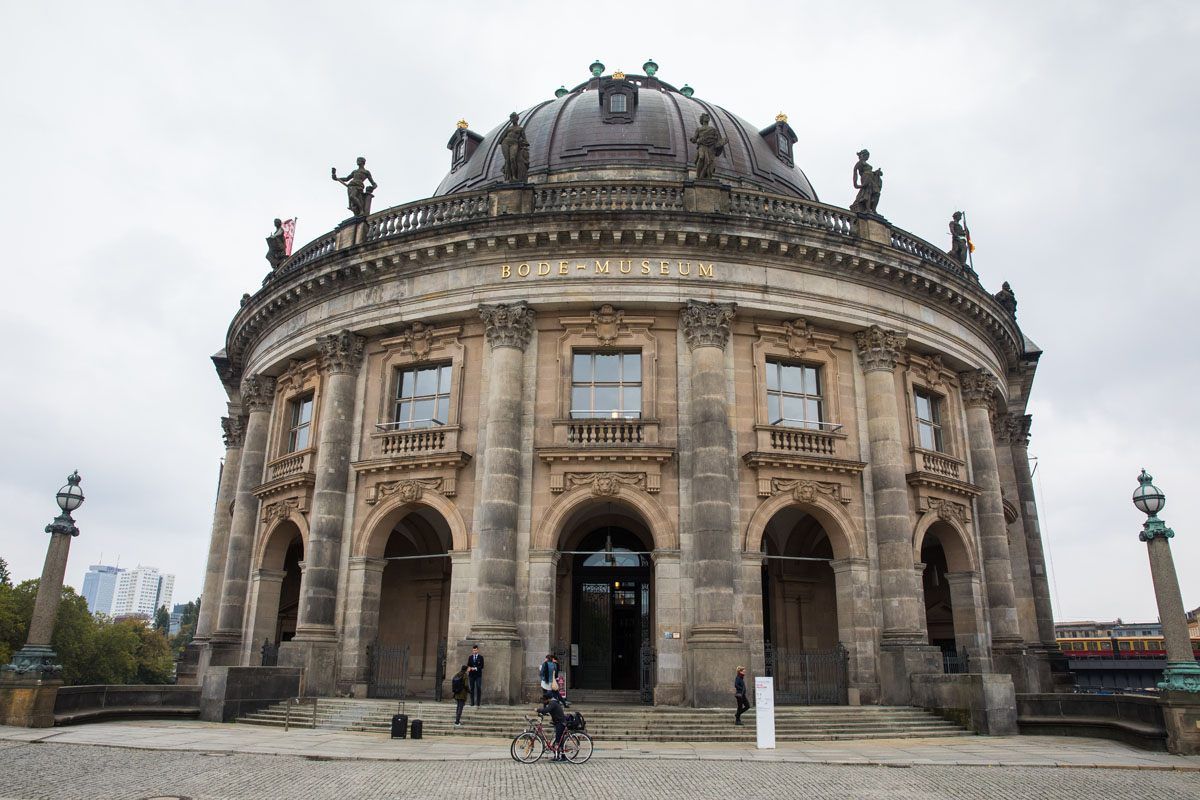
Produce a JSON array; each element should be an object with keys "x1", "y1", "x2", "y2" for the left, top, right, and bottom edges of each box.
[
  {"x1": 451, "y1": 665, "x2": 469, "y2": 726},
  {"x1": 538, "y1": 694, "x2": 568, "y2": 762}
]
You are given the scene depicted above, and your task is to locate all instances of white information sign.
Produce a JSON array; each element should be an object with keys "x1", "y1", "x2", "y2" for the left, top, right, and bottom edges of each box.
[{"x1": 754, "y1": 676, "x2": 775, "y2": 749}]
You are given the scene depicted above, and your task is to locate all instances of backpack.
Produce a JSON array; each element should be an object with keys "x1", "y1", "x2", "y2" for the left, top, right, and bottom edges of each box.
[
  {"x1": 566, "y1": 711, "x2": 586, "y2": 731},
  {"x1": 451, "y1": 674, "x2": 465, "y2": 695}
]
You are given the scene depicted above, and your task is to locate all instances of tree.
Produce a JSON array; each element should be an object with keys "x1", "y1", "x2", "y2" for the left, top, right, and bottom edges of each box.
[
  {"x1": 153, "y1": 605, "x2": 170, "y2": 633},
  {"x1": 0, "y1": 556, "x2": 10, "y2": 587},
  {"x1": 169, "y1": 598, "x2": 200, "y2": 657}
]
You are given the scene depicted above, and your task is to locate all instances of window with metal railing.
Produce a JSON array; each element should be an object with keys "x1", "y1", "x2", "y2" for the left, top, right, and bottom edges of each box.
[
  {"x1": 765, "y1": 359, "x2": 825, "y2": 429},
  {"x1": 914, "y1": 389, "x2": 945, "y2": 452},
  {"x1": 571, "y1": 352, "x2": 642, "y2": 419},
  {"x1": 286, "y1": 396, "x2": 313, "y2": 452},
  {"x1": 392, "y1": 364, "x2": 452, "y2": 429}
]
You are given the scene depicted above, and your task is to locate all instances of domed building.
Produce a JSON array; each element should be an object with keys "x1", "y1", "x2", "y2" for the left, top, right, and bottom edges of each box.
[{"x1": 191, "y1": 63, "x2": 1060, "y2": 717}]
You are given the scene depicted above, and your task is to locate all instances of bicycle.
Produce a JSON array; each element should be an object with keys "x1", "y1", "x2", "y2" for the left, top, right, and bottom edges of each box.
[{"x1": 510, "y1": 714, "x2": 593, "y2": 764}]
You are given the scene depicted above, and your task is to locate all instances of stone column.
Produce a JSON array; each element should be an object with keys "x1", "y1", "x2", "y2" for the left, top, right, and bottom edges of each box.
[
  {"x1": 831, "y1": 557, "x2": 880, "y2": 705},
  {"x1": 854, "y1": 326, "x2": 939, "y2": 704},
  {"x1": 208, "y1": 374, "x2": 275, "y2": 666},
  {"x1": 655, "y1": 550, "x2": 685, "y2": 706},
  {"x1": 945, "y1": 571, "x2": 993, "y2": 673},
  {"x1": 279, "y1": 330, "x2": 365, "y2": 695},
  {"x1": 465, "y1": 302, "x2": 534, "y2": 703},
  {"x1": 525, "y1": 550, "x2": 559, "y2": 702},
  {"x1": 244, "y1": 568, "x2": 286, "y2": 664},
  {"x1": 194, "y1": 416, "x2": 245, "y2": 645},
  {"x1": 680, "y1": 301, "x2": 745, "y2": 707},
  {"x1": 1008, "y1": 415, "x2": 1057, "y2": 648},
  {"x1": 338, "y1": 556, "x2": 386, "y2": 694},
  {"x1": 991, "y1": 413, "x2": 1038, "y2": 644},
  {"x1": 959, "y1": 370, "x2": 1031, "y2": 692}
]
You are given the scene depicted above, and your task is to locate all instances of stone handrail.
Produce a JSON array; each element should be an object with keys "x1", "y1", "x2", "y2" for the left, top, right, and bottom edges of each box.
[
  {"x1": 282, "y1": 232, "x2": 336, "y2": 273},
  {"x1": 266, "y1": 449, "x2": 314, "y2": 482},
  {"x1": 534, "y1": 182, "x2": 686, "y2": 212},
  {"x1": 765, "y1": 425, "x2": 838, "y2": 456},
  {"x1": 567, "y1": 418, "x2": 645, "y2": 445},
  {"x1": 914, "y1": 448, "x2": 964, "y2": 480},
  {"x1": 729, "y1": 189, "x2": 856, "y2": 237},
  {"x1": 366, "y1": 192, "x2": 490, "y2": 242},
  {"x1": 890, "y1": 228, "x2": 974, "y2": 279},
  {"x1": 376, "y1": 426, "x2": 449, "y2": 456}
]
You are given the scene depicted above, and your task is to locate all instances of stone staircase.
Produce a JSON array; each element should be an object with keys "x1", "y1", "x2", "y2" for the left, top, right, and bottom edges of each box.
[{"x1": 237, "y1": 699, "x2": 970, "y2": 742}]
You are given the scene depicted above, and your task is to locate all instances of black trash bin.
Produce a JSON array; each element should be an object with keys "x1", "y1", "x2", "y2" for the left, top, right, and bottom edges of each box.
[
  {"x1": 390, "y1": 714, "x2": 408, "y2": 739},
  {"x1": 410, "y1": 719, "x2": 423, "y2": 739}
]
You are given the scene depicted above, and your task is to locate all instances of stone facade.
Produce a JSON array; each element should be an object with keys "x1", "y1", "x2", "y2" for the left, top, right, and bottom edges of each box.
[{"x1": 198, "y1": 73, "x2": 1054, "y2": 711}]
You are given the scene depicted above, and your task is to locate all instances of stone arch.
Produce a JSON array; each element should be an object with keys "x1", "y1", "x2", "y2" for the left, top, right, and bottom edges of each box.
[
  {"x1": 913, "y1": 511, "x2": 976, "y2": 572},
  {"x1": 256, "y1": 512, "x2": 309, "y2": 570},
  {"x1": 743, "y1": 491, "x2": 864, "y2": 560},
  {"x1": 532, "y1": 484, "x2": 677, "y2": 553},
  {"x1": 354, "y1": 490, "x2": 469, "y2": 558}
]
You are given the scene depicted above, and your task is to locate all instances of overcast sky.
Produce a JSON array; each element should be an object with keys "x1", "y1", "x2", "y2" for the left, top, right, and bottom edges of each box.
[{"x1": 1, "y1": 2, "x2": 1196, "y2": 626}]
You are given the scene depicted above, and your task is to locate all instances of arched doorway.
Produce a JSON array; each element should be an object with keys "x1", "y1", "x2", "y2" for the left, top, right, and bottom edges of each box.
[
  {"x1": 276, "y1": 535, "x2": 302, "y2": 644},
  {"x1": 250, "y1": 519, "x2": 303, "y2": 664},
  {"x1": 557, "y1": 512, "x2": 655, "y2": 696},
  {"x1": 922, "y1": 538, "x2": 954, "y2": 651},
  {"x1": 375, "y1": 507, "x2": 452, "y2": 697},
  {"x1": 918, "y1": 519, "x2": 981, "y2": 672},
  {"x1": 760, "y1": 506, "x2": 846, "y2": 704}
]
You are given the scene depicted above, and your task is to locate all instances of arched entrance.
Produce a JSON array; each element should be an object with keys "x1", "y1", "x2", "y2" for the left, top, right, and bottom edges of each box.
[
  {"x1": 556, "y1": 509, "x2": 655, "y2": 697},
  {"x1": 249, "y1": 518, "x2": 303, "y2": 664},
  {"x1": 375, "y1": 507, "x2": 452, "y2": 697},
  {"x1": 760, "y1": 506, "x2": 847, "y2": 704},
  {"x1": 921, "y1": 537, "x2": 955, "y2": 653},
  {"x1": 917, "y1": 517, "x2": 984, "y2": 672}
]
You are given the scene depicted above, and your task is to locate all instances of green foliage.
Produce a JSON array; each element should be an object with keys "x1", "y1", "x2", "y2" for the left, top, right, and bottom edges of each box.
[
  {"x1": 0, "y1": 579, "x2": 175, "y2": 685},
  {"x1": 169, "y1": 598, "x2": 201, "y2": 657},
  {"x1": 153, "y1": 605, "x2": 170, "y2": 633},
  {"x1": 0, "y1": 556, "x2": 10, "y2": 586}
]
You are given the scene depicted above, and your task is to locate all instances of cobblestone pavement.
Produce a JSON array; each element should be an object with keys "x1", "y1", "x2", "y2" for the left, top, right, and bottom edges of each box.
[{"x1": 0, "y1": 741, "x2": 1199, "y2": 800}]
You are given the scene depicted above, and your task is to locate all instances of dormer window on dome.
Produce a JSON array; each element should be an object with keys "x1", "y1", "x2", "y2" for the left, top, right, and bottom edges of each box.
[
  {"x1": 760, "y1": 113, "x2": 798, "y2": 167},
  {"x1": 447, "y1": 121, "x2": 483, "y2": 172},
  {"x1": 599, "y1": 75, "x2": 637, "y2": 124}
]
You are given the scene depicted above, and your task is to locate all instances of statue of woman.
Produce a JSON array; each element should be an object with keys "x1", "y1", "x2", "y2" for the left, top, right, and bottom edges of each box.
[
  {"x1": 690, "y1": 113, "x2": 726, "y2": 181},
  {"x1": 850, "y1": 149, "x2": 882, "y2": 214},
  {"x1": 331, "y1": 157, "x2": 377, "y2": 217},
  {"x1": 265, "y1": 218, "x2": 287, "y2": 269},
  {"x1": 947, "y1": 211, "x2": 970, "y2": 264},
  {"x1": 500, "y1": 112, "x2": 530, "y2": 183}
]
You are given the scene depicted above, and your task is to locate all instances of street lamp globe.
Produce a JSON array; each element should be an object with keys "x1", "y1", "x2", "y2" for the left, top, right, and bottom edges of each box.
[
  {"x1": 55, "y1": 471, "x2": 85, "y2": 514},
  {"x1": 1132, "y1": 469, "x2": 1165, "y2": 517}
]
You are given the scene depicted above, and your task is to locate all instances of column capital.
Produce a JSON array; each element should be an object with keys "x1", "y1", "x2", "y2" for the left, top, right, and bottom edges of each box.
[
  {"x1": 853, "y1": 325, "x2": 907, "y2": 372},
  {"x1": 221, "y1": 415, "x2": 247, "y2": 449},
  {"x1": 681, "y1": 300, "x2": 735, "y2": 351},
  {"x1": 992, "y1": 411, "x2": 1031, "y2": 445},
  {"x1": 959, "y1": 369, "x2": 1000, "y2": 411},
  {"x1": 240, "y1": 374, "x2": 276, "y2": 412},
  {"x1": 317, "y1": 329, "x2": 366, "y2": 374},
  {"x1": 479, "y1": 301, "x2": 535, "y2": 350}
]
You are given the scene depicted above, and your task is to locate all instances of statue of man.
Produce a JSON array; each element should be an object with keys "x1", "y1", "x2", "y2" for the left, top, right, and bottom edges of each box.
[
  {"x1": 947, "y1": 211, "x2": 970, "y2": 264},
  {"x1": 500, "y1": 112, "x2": 530, "y2": 183},
  {"x1": 850, "y1": 149, "x2": 883, "y2": 214},
  {"x1": 994, "y1": 282, "x2": 1017, "y2": 317},
  {"x1": 690, "y1": 113, "x2": 726, "y2": 181},
  {"x1": 265, "y1": 218, "x2": 287, "y2": 270},
  {"x1": 331, "y1": 157, "x2": 377, "y2": 217}
]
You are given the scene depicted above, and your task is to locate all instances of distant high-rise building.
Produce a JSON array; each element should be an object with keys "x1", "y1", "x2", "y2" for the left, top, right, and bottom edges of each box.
[
  {"x1": 111, "y1": 566, "x2": 175, "y2": 618},
  {"x1": 81, "y1": 564, "x2": 124, "y2": 615},
  {"x1": 169, "y1": 602, "x2": 189, "y2": 636}
]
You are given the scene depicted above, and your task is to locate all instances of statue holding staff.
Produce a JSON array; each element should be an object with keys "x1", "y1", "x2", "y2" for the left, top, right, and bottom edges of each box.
[{"x1": 331, "y1": 156, "x2": 377, "y2": 217}]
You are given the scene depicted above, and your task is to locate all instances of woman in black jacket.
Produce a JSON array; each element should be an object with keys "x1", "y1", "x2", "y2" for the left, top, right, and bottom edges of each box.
[{"x1": 734, "y1": 666, "x2": 749, "y2": 726}]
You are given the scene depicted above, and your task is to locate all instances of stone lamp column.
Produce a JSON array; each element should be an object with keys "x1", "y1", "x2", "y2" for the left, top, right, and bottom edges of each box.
[
  {"x1": 854, "y1": 326, "x2": 939, "y2": 704},
  {"x1": 0, "y1": 471, "x2": 85, "y2": 728},
  {"x1": 1131, "y1": 470, "x2": 1200, "y2": 754},
  {"x1": 681, "y1": 300, "x2": 745, "y2": 707},
  {"x1": 280, "y1": 330, "x2": 365, "y2": 695},
  {"x1": 466, "y1": 301, "x2": 534, "y2": 703},
  {"x1": 209, "y1": 374, "x2": 275, "y2": 665}
]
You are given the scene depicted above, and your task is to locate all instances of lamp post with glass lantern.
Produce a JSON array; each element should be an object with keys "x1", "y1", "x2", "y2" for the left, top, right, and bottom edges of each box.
[
  {"x1": 2, "y1": 471, "x2": 86, "y2": 678},
  {"x1": 1131, "y1": 470, "x2": 1200, "y2": 693}
]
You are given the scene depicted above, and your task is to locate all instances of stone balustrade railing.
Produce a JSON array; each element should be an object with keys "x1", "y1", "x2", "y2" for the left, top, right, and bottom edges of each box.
[
  {"x1": 765, "y1": 425, "x2": 838, "y2": 456},
  {"x1": 366, "y1": 193, "x2": 490, "y2": 243},
  {"x1": 265, "y1": 449, "x2": 314, "y2": 482},
  {"x1": 729, "y1": 190, "x2": 856, "y2": 237},
  {"x1": 890, "y1": 228, "x2": 973, "y2": 279},
  {"x1": 915, "y1": 448, "x2": 964, "y2": 480},
  {"x1": 377, "y1": 427, "x2": 449, "y2": 456},
  {"x1": 566, "y1": 418, "x2": 645, "y2": 445},
  {"x1": 282, "y1": 232, "x2": 336, "y2": 273},
  {"x1": 534, "y1": 182, "x2": 686, "y2": 212}
]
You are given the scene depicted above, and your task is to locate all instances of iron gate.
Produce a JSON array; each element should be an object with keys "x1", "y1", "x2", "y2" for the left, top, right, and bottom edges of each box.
[
  {"x1": 433, "y1": 641, "x2": 447, "y2": 701},
  {"x1": 367, "y1": 642, "x2": 411, "y2": 699},
  {"x1": 764, "y1": 643, "x2": 848, "y2": 705},
  {"x1": 261, "y1": 639, "x2": 279, "y2": 667},
  {"x1": 639, "y1": 645, "x2": 656, "y2": 704}
]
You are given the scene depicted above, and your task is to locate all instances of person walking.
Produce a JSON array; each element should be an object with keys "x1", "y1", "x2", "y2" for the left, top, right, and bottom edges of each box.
[
  {"x1": 734, "y1": 666, "x2": 750, "y2": 726},
  {"x1": 467, "y1": 644, "x2": 484, "y2": 707},
  {"x1": 450, "y1": 664, "x2": 470, "y2": 726},
  {"x1": 539, "y1": 654, "x2": 558, "y2": 700}
]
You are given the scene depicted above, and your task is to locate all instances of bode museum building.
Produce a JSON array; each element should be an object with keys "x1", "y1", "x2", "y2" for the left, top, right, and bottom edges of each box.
[{"x1": 191, "y1": 61, "x2": 1059, "y2": 714}]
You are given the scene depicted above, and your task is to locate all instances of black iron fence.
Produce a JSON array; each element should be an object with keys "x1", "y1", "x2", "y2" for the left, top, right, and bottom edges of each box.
[
  {"x1": 942, "y1": 648, "x2": 970, "y2": 674},
  {"x1": 261, "y1": 639, "x2": 279, "y2": 667},
  {"x1": 367, "y1": 642, "x2": 411, "y2": 699},
  {"x1": 639, "y1": 645, "x2": 656, "y2": 705},
  {"x1": 764, "y1": 643, "x2": 848, "y2": 705}
]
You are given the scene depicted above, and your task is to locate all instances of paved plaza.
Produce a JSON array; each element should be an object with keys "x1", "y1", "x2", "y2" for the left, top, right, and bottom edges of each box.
[{"x1": 0, "y1": 722, "x2": 1198, "y2": 799}]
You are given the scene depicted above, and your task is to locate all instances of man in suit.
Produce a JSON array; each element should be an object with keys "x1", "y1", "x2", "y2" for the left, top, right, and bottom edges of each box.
[{"x1": 467, "y1": 644, "x2": 484, "y2": 707}]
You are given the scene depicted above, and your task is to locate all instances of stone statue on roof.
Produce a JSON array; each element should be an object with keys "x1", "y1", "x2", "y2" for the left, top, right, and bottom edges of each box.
[
  {"x1": 948, "y1": 211, "x2": 970, "y2": 265},
  {"x1": 500, "y1": 112, "x2": 530, "y2": 183},
  {"x1": 850, "y1": 149, "x2": 883, "y2": 215},
  {"x1": 265, "y1": 218, "x2": 287, "y2": 270},
  {"x1": 994, "y1": 282, "x2": 1017, "y2": 317},
  {"x1": 331, "y1": 157, "x2": 377, "y2": 217},
  {"x1": 690, "y1": 113, "x2": 727, "y2": 181}
]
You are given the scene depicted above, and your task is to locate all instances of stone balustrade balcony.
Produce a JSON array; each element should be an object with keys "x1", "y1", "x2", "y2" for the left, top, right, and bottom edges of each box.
[
  {"x1": 911, "y1": 448, "x2": 965, "y2": 481},
  {"x1": 254, "y1": 447, "x2": 317, "y2": 500}
]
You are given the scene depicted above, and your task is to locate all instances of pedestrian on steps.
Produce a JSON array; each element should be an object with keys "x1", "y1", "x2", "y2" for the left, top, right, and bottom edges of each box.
[
  {"x1": 734, "y1": 666, "x2": 750, "y2": 726},
  {"x1": 451, "y1": 665, "x2": 469, "y2": 726}
]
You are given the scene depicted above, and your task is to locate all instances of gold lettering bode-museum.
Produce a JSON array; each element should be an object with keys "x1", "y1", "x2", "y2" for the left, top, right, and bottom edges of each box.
[
  {"x1": 500, "y1": 258, "x2": 716, "y2": 279},
  {"x1": 190, "y1": 65, "x2": 1055, "y2": 735}
]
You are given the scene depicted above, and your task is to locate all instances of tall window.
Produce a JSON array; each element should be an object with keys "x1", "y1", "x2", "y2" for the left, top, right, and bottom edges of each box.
[
  {"x1": 287, "y1": 396, "x2": 313, "y2": 452},
  {"x1": 765, "y1": 359, "x2": 823, "y2": 429},
  {"x1": 914, "y1": 389, "x2": 944, "y2": 452},
  {"x1": 610, "y1": 94, "x2": 627, "y2": 113},
  {"x1": 571, "y1": 352, "x2": 641, "y2": 419},
  {"x1": 394, "y1": 364, "x2": 452, "y2": 429}
]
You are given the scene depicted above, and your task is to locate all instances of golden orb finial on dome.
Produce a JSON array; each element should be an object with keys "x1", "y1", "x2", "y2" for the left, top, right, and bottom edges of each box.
[
  {"x1": 456, "y1": 119, "x2": 469, "y2": 129},
  {"x1": 776, "y1": 112, "x2": 788, "y2": 123},
  {"x1": 613, "y1": 69, "x2": 626, "y2": 80}
]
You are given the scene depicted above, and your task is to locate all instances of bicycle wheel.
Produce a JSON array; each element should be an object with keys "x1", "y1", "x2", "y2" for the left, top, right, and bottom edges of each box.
[
  {"x1": 510, "y1": 731, "x2": 544, "y2": 763},
  {"x1": 563, "y1": 732, "x2": 593, "y2": 764}
]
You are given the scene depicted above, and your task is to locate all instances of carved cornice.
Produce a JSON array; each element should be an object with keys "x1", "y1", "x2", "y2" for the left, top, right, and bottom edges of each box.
[
  {"x1": 261, "y1": 496, "x2": 307, "y2": 524},
  {"x1": 480, "y1": 301, "x2": 535, "y2": 350},
  {"x1": 681, "y1": 300, "x2": 735, "y2": 351},
  {"x1": 318, "y1": 329, "x2": 367, "y2": 374},
  {"x1": 742, "y1": 451, "x2": 866, "y2": 478},
  {"x1": 240, "y1": 374, "x2": 277, "y2": 413},
  {"x1": 769, "y1": 477, "x2": 850, "y2": 505},
  {"x1": 398, "y1": 321, "x2": 434, "y2": 361},
  {"x1": 365, "y1": 477, "x2": 445, "y2": 505},
  {"x1": 917, "y1": 354, "x2": 952, "y2": 389},
  {"x1": 854, "y1": 326, "x2": 907, "y2": 373},
  {"x1": 959, "y1": 369, "x2": 1000, "y2": 411},
  {"x1": 589, "y1": 304, "x2": 626, "y2": 346},
  {"x1": 276, "y1": 358, "x2": 318, "y2": 394},
  {"x1": 563, "y1": 471, "x2": 647, "y2": 497},
  {"x1": 782, "y1": 318, "x2": 816, "y2": 355},
  {"x1": 906, "y1": 471, "x2": 982, "y2": 499},
  {"x1": 221, "y1": 415, "x2": 247, "y2": 449},
  {"x1": 920, "y1": 496, "x2": 971, "y2": 525},
  {"x1": 992, "y1": 412, "x2": 1025, "y2": 445}
]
